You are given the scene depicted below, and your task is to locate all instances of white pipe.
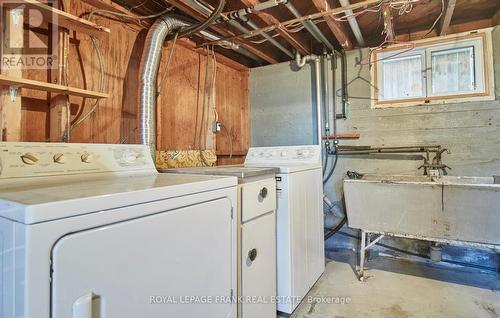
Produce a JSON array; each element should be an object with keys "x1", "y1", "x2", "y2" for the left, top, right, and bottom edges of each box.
[
  {"x1": 314, "y1": 57, "x2": 322, "y2": 145},
  {"x1": 339, "y1": 0, "x2": 365, "y2": 47},
  {"x1": 294, "y1": 52, "x2": 322, "y2": 145}
]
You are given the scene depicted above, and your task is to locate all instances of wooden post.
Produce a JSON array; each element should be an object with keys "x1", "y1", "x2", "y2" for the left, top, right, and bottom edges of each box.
[
  {"x1": 383, "y1": 4, "x2": 395, "y2": 41},
  {"x1": 204, "y1": 53, "x2": 216, "y2": 150},
  {"x1": 49, "y1": 1, "x2": 70, "y2": 142},
  {"x1": 0, "y1": 6, "x2": 23, "y2": 141}
]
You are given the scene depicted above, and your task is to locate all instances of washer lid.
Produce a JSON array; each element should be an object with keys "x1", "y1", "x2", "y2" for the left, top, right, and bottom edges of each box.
[
  {"x1": 245, "y1": 162, "x2": 321, "y2": 174},
  {"x1": 0, "y1": 172, "x2": 237, "y2": 224},
  {"x1": 160, "y1": 165, "x2": 279, "y2": 178}
]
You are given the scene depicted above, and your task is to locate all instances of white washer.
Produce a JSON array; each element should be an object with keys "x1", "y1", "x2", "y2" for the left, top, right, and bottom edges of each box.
[
  {"x1": 245, "y1": 145, "x2": 325, "y2": 315},
  {"x1": 161, "y1": 166, "x2": 278, "y2": 318},
  {"x1": 0, "y1": 142, "x2": 238, "y2": 318}
]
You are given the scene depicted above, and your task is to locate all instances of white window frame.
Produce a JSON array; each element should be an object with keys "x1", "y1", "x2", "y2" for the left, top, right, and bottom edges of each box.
[
  {"x1": 371, "y1": 29, "x2": 495, "y2": 108},
  {"x1": 377, "y1": 49, "x2": 426, "y2": 101},
  {"x1": 426, "y1": 39, "x2": 483, "y2": 97}
]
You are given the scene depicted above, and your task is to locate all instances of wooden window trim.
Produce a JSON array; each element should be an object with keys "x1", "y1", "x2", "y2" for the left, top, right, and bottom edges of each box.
[{"x1": 371, "y1": 29, "x2": 495, "y2": 108}]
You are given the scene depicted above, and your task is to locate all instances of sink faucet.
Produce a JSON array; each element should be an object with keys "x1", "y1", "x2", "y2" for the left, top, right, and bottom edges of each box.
[{"x1": 418, "y1": 147, "x2": 451, "y2": 176}]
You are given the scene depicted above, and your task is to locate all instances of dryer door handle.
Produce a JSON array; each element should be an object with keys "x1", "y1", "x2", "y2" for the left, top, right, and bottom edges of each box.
[{"x1": 73, "y1": 292, "x2": 99, "y2": 318}]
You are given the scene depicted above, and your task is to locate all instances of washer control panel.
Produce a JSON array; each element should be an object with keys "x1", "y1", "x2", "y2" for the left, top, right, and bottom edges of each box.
[
  {"x1": 0, "y1": 142, "x2": 155, "y2": 179},
  {"x1": 245, "y1": 145, "x2": 321, "y2": 165}
]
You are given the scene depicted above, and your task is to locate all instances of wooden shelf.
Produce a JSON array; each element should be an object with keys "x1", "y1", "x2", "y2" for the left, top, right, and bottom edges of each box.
[
  {"x1": 11, "y1": 0, "x2": 110, "y2": 37},
  {"x1": 322, "y1": 133, "x2": 361, "y2": 140},
  {"x1": 0, "y1": 75, "x2": 109, "y2": 99}
]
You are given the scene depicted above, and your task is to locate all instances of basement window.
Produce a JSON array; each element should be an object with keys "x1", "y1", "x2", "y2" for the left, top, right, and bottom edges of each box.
[{"x1": 372, "y1": 30, "x2": 494, "y2": 108}]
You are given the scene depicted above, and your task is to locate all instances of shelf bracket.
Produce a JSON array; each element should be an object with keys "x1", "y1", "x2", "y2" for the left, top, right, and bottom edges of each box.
[
  {"x1": 10, "y1": 6, "x2": 25, "y2": 26},
  {"x1": 9, "y1": 86, "x2": 20, "y2": 102}
]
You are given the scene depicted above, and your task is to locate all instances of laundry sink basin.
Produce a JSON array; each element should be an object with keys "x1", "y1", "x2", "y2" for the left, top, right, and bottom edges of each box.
[{"x1": 344, "y1": 174, "x2": 500, "y2": 246}]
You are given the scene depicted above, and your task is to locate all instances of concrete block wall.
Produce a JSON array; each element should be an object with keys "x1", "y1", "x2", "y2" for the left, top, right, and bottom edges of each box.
[{"x1": 250, "y1": 27, "x2": 500, "y2": 270}]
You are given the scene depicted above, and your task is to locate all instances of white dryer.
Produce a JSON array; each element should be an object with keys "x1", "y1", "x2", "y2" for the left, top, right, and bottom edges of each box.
[
  {"x1": 245, "y1": 145, "x2": 325, "y2": 315},
  {"x1": 0, "y1": 142, "x2": 237, "y2": 318}
]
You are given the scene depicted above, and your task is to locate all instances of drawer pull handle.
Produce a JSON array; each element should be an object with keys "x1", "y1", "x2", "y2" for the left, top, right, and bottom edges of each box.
[
  {"x1": 259, "y1": 187, "x2": 268, "y2": 199},
  {"x1": 248, "y1": 248, "x2": 258, "y2": 262}
]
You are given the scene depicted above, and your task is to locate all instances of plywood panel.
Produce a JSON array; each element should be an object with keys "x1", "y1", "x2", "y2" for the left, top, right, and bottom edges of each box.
[
  {"x1": 17, "y1": 0, "x2": 250, "y2": 157},
  {"x1": 215, "y1": 64, "x2": 249, "y2": 165},
  {"x1": 156, "y1": 44, "x2": 250, "y2": 163},
  {"x1": 157, "y1": 45, "x2": 205, "y2": 151}
]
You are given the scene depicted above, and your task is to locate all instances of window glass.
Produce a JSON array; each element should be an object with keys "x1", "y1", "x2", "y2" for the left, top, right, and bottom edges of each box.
[
  {"x1": 431, "y1": 46, "x2": 475, "y2": 94},
  {"x1": 381, "y1": 55, "x2": 424, "y2": 100}
]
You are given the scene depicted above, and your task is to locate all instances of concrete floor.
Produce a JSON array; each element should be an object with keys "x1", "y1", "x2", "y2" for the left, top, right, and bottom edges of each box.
[{"x1": 281, "y1": 251, "x2": 500, "y2": 318}]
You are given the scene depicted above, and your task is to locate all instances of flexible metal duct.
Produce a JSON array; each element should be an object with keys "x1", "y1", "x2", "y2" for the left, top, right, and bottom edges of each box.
[{"x1": 138, "y1": 16, "x2": 188, "y2": 158}]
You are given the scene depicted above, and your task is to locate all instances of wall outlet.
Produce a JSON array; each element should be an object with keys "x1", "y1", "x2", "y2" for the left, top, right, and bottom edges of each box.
[{"x1": 212, "y1": 121, "x2": 221, "y2": 133}]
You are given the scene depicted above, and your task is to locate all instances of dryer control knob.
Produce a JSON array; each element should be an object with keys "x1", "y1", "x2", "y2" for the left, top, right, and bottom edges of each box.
[
  {"x1": 53, "y1": 153, "x2": 65, "y2": 164},
  {"x1": 21, "y1": 153, "x2": 38, "y2": 165},
  {"x1": 81, "y1": 153, "x2": 93, "y2": 163}
]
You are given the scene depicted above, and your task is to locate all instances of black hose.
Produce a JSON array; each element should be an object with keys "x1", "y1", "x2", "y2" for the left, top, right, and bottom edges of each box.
[
  {"x1": 322, "y1": 143, "x2": 329, "y2": 177},
  {"x1": 336, "y1": 52, "x2": 347, "y2": 119},
  {"x1": 324, "y1": 194, "x2": 347, "y2": 240},
  {"x1": 178, "y1": 0, "x2": 226, "y2": 38},
  {"x1": 323, "y1": 151, "x2": 338, "y2": 185},
  {"x1": 324, "y1": 214, "x2": 347, "y2": 240}
]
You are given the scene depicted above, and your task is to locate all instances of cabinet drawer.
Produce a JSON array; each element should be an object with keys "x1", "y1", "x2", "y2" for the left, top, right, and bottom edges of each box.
[
  {"x1": 241, "y1": 212, "x2": 276, "y2": 318},
  {"x1": 241, "y1": 178, "x2": 276, "y2": 222}
]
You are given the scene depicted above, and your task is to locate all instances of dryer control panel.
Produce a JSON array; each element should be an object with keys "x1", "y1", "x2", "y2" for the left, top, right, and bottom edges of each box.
[
  {"x1": 245, "y1": 145, "x2": 321, "y2": 165},
  {"x1": 0, "y1": 142, "x2": 155, "y2": 179}
]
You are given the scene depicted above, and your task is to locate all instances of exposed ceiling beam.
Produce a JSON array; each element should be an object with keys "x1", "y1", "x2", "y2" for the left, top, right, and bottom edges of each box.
[
  {"x1": 166, "y1": 0, "x2": 279, "y2": 64},
  {"x1": 382, "y1": 3, "x2": 395, "y2": 41},
  {"x1": 339, "y1": 0, "x2": 365, "y2": 47},
  {"x1": 175, "y1": 38, "x2": 249, "y2": 71},
  {"x1": 239, "y1": 0, "x2": 310, "y2": 55},
  {"x1": 200, "y1": 0, "x2": 381, "y2": 48},
  {"x1": 492, "y1": 8, "x2": 499, "y2": 26},
  {"x1": 310, "y1": 0, "x2": 353, "y2": 49},
  {"x1": 439, "y1": 0, "x2": 457, "y2": 36},
  {"x1": 80, "y1": 0, "x2": 252, "y2": 68},
  {"x1": 394, "y1": 18, "x2": 492, "y2": 42}
]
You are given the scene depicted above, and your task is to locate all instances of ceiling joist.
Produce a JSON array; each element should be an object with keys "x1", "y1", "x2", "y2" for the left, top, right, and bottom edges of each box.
[
  {"x1": 240, "y1": 0, "x2": 310, "y2": 55},
  {"x1": 310, "y1": 0, "x2": 353, "y2": 49},
  {"x1": 199, "y1": 0, "x2": 382, "y2": 48},
  {"x1": 167, "y1": 0, "x2": 279, "y2": 64},
  {"x1": 439, "y1": 0, "x2": 457, "y2": 36}
]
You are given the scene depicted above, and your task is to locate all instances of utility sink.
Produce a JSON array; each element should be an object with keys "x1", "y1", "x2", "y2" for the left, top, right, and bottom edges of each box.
[{"x1": 344, "y1": 174, "x2": 500, "y2": 246}]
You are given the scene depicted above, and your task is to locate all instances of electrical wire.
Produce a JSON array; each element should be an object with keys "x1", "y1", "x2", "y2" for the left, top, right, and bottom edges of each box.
[
  {"x1": 87, "y1": 6, "x2": 173, "y2": 22},
  {"x1": 157, "y1": 31, "x2": 179, "y2": 96},
  {"x1": 421, "y1": 0, "x2": 444, "y2": 38},
  {"x1": 62, "y1": 7, "x2": 176, "y2": 141},
  {"x1": 220, "y1": 124, "x2": 233, "y2": 159},
  {"x1": 249, "y1": 32, "x2": 280, "y2": 44},
  {"x1": 61, "y1": 34, "x2": 104, "y2": 141}
]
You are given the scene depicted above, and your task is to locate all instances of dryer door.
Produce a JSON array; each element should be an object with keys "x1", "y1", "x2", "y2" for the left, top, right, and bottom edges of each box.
[{"x1": 51, "y1": 198, "x2": 234, "y2": 318}]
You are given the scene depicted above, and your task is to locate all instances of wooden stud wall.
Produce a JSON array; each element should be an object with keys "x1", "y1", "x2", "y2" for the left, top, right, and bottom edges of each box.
[
  {"x1": 0, "y1": 7, "x2": 24, "y2": 141},
  {"x1": 15, "y1": 0, "x2": 250, "y2": 163}
]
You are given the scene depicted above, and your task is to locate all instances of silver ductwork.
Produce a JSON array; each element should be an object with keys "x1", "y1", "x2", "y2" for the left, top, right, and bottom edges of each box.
[{"x1": 138, "y1": 16, "x2": 188, "y2": 157}]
